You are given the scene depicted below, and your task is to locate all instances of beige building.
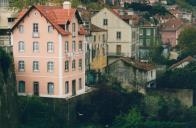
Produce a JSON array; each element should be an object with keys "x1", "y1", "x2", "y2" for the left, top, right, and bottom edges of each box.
[
  {"x1": 91, "y1": 8, "x2": 139, "y2": 61},
  {"x1": 0, "y1": 0, "x2": 17, "y2": 52}
]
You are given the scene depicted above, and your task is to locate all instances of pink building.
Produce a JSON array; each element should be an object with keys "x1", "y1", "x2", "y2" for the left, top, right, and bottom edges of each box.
[
  {"x1": 11, "y1": 2, "x2": 86, "y2": 98},
  {"x1": 160, "y1": 19, "x2": 184, "y2": 48}
]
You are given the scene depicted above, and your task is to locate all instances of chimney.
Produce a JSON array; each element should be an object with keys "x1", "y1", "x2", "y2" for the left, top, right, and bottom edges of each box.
[{"x1": 63, "y1": 1, "x2": 71, "y2": 9}]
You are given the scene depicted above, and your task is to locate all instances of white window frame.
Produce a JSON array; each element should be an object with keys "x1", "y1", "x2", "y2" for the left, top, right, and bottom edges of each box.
[
  {"x1": 65, "y1": 41, "x2": 69, "y2": 53},
  {"x1": 48, "y1": 25, "x2": 53, "y2": 33},
  {"x1": 18, "y1": 61, "x2": 25, "y2": 72},
  {"x1": 79, "y1": 41, "x2": 82, "y2": 51},
  {"x1": 19, "y1": 25, "x2": 24, "y2": 33},
  {"x1": 47, "y1": 61, "x2": 54, "y2": 72},
  {"x1": 33, "y1": 23, "x2": 39, "y2": 33},
  {"x1": 72, "y1": 60, "x2": 76, "y2": 71},
  {"x1": 33, "y1": 61, "x2": 39, "y2": 72},
  {"x1": 72, "y1": 41, "x2": 76, "y2": 52},
  {"x1": 79, "y1": 59, "x2": 82, "y2": 70},
  {"x1": 33, "y1": 41, "x2": 39, "y2": 52},
  {"x1": 116, "y1": 32, "x2": 121, "y2": 40},
  {"x1": 18, "y1": 41, "x2": 25, "y2": 52},
  {"x1": 47, "y1": 42, "x2": 54, "y2": 53},
  {"x1": 65, "y1": 60, "x2": 69, "y2": 72}
]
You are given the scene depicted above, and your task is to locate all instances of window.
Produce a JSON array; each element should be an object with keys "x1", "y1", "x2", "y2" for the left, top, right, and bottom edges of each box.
[
  {"x1": 47, "y1": 42, "x2": 54, "y2": 53},
  {"x1": 93, "y1": 35, "x2": 96, "y2": 42},
  {"x1": 47, "y1": 61, "x2": 54, "y2": 72},
  {"x1": 72, "y1": 41, "x2": 76, "y2": 52},
  {"x1": 65, "y1": 81, "x2": 69, "y2": 94},
  {"x1": 33, "y1": 61, "x2": 39, "y2": 72},
  {"x1": 72, "y1": 60, "x2": 76, "y2": 70},
  {"x1": 103, "y1": 19, "x2": 108, "y2": 26},
  {"x1": 146, "y1": 39, "x2": 151, "y2": 46},
  {"x1": 65, "y1": 41, "x2": 69, "y2": 52},
  {"x1": 8, "y1": 17, "x2": 15, "y2": 22},
  {"x1": 48, "y1": 82, "x2": 54, "y2": 95},
  {"x1": 79, "y1": 59, "x2": 82, "y2": 70},
  {"x1": 18, "y1": 81, "x2": 25, "y2": 93},
  {"x1": 18, "y1": 61, "x2": 25, "y2": 72},
  {"x1": 33, "y1": 23, "x2": 39, "y2": 33},
  {"x1": 140, "y1": 29, "x2": 143, "y2": 35},
  {"x1": 102, "y1": 34, "x2": 106, "y2": 42},
  {"x1": 65, "y1": 60, "x2": 69, "y2": 71},
  {"x1": 48, "y1": 25, "x2": 53, "y2": 33},
  {"x1": 18, "y1": 41, "x2": 24, "y2": 52},
  {"x1": 146, "y1": 29, "x2": 151, "y2": 36},
  {"x1": 139, "y1": 39, "x2": 144, "y2": 46},
  {"x1": 79, "y1": 78, "x2": 82, "y2": 90},
  {"x1": 79, "y1": 41, "x2": 82, "y2": 51},
  {"x1": 116, "y1": 32, "x2": 121, "y2": 40},
  {"x1": 72, "y1": 23, "x2": 76, "y2": 37},
  {"x1": 33, "y1": 41, "x2": 39, "y2": 52},
  {"x1": 19, "y1": 25, "x2": 24, "y2": 33}
]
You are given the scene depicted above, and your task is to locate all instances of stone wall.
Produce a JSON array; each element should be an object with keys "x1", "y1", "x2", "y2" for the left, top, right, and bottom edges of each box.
[{"x1": 146, "y1": 88, "x2": 193, "y2": 107}]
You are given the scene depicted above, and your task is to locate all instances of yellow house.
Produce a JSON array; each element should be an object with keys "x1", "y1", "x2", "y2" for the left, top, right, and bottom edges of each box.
[{"x1": 90, "y1": 24, "x2": 107, "y2": 71}]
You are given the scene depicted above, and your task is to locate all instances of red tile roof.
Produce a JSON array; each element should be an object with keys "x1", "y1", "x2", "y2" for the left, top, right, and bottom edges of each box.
[
  {"x1": 12, "y1": 5, "x2": 82, "y2": 36},
  {"x1": 161, "y1": 18, "x2": 184, "y2": 31},
  {"x1": 169, "y1": 56, "x2": 193, "y2": 70}
]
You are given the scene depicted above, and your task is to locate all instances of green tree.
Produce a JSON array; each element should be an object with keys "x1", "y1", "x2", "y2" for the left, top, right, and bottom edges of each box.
[
  {"x1": 178, "y1": 27, "x2": 196, "y2": 56},
  {"x1": 112, "y1": 108, "x2": 143, "y2": 128}
]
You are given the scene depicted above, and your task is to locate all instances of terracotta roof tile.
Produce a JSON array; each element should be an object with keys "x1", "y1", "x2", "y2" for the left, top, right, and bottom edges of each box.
[
  {"x1": 169, "y1": 56, "x2": 193, "y2": 69},
  {"x1": 12, "y1": 5, "x2": 81, "y2": 36},
  {"x1": 161, "y1": 18, "x2": 184, "y2": 31}
]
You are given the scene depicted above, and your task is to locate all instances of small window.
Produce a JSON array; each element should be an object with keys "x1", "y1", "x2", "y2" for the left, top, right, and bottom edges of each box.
[
  {"x1": 146, "y1": 29, "x2": 151, "y2": 36},
  {"x1": 48, "y1": 25, "x2": 53, "y2": 33},
  {"x1": 33, "y1": 61, "x2": 39, "y2": 72},
  {"x1": 18, "y1": 41, "x2": 25, "y2": 52},
  {"x1": 47, "y1": 42, "x2": 54, "y2": 53},
  {"x1": 65, "y1": 60, "x2": 69, "y2": 72},
  {"x1": 18, "y1": 81, "x2": 25, "y2": 93},
  {"x1": 93, "y1": 35, "x2": 96, "y2": 42},
  {"x1": 48, "y1": 82, "x2": 54, "y2": 95},
  {"x1": 18, "y1": 61, "x2": 25, "y2": 72},
  {"x1": 65, "y1": 81, "x2": 69, "y2": 94},
  {"x1": 65, "y1": 41, "x2": 69, "y2": 52},
  {"x1": 79, "y1": 78, "x2": 82, "y2": 90},
  {"x1": 47, "y1": 61, "x2": 54, "y2": 72},
  {"x1": 72, "y1": 60, "x2": 76, "y2": 70},
  {"x1": 79, "y1": 41, "x2": 82, "y2": 51},
  {"x1": 140, "y1": 29, "x2": 143, "y2": 35},
  {"x1": 72, "y1": 41, "x2": 76, "y2": 52},
  {"x1": 8, "y1": 17, "x2": 15, "y2": 22},
  {"x1": 33, "y1": 41, "x2": 39, "y2": 52},
  {"x1": 116, "y1": 32, "x2": 121, "y2": 40},
  {"x1": 33, "y1": 23, "x2": 39, "y2": 33},
  {"x1": 19, "y1": 25, "x2": 24, "y2": 33},
  {"x1": 103, "y1": 19, "x2": 108, "y2": 26},
  {"x1": 79, "y1": 59, "x2": 82, "y2": 70},
  {"x1": 72, "y1": 23, "x2": 76, "y2": 37}
]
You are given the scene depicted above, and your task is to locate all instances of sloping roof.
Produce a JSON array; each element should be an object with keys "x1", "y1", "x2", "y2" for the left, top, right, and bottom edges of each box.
[
  {"x1": 161, "y1": 18, "x2": 184, "y2": 31},
  {"x1": 91, "y1": 24, "x2": 107, "y2": 32},
  {"x1": 12, "y1": 5, "x2": 83, "y2": 36},
  {"x1": 109, "y1": 57, "x2": 155, "y2": 71},
  {"x1": 169, "y1": 56, "x2": 193, "y2": 69}
]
